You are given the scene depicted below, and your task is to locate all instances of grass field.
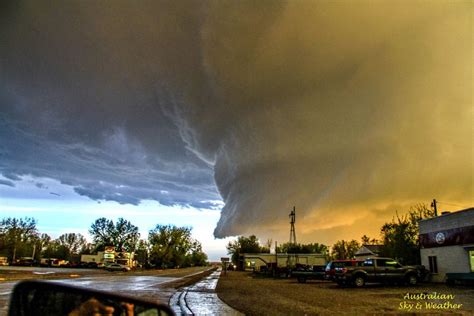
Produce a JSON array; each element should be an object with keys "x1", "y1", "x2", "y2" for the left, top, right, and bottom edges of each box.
[{"x1": 216, "y1": 271, "x2": 474, "y2": 315}]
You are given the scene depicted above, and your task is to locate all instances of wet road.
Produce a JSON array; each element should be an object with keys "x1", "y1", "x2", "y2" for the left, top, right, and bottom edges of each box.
[
  {"x1": 1, "y1": 267, "x2": 240, "y2": 315},
  {"x1": 0, "y1": 273, "x2": 179, "y2": 315},
  {"x1": 0, "y1": 266, "x2": 99, "y2": 274},
  {"x1": 170, "y1": 270, "x2": 243, "y2": 315}
]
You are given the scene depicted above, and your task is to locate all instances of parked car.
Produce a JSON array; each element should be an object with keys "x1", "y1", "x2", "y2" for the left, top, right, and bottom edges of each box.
[
  {"x1": 13, "y1": 257, "x2": 35, "y2": 266},
  {"x1": 66, "y1": 261, "x2": 82, "y2": 268},
  {"x1": 334, "y1": 257, "x2": 427, "y2": 287},
  {"x1": 291, "y1": 265, "x2": 326, "y2": 283},
  {"x1": 40, "y1": 258, "x2": 55, "y2": 267},
  {"x1": 51, "y1": 259, "x2": 68, "y2": 267},
  {"x1": 0, "y1": 257, "x2": 9, "y2": 266},
  {"x1": 325, "y1": 259, "x2": 364, "y2": 280},
  {"x1": 84, "y1": 261, "x2": 98, "y2": 269},
  {"x1": 105, "y1": 263, "x2": 131, "y2": 272}
]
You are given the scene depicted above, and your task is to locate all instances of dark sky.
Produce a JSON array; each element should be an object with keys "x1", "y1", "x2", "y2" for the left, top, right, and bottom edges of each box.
[{"x1": 0, "y1": 1, "x2": 472, "y2": 243}]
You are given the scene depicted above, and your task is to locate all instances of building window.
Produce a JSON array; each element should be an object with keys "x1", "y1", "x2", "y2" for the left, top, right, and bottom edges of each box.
[
  {"x1": 428, "y1": 256, "x2": 438, "y2": 273},
  {"x1": 470, "y1": 251, "x2": 474, "y2": 273}
]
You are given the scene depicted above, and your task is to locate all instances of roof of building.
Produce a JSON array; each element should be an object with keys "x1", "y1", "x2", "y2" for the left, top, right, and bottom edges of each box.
[
  {"x1": 419, "y1": 207, "x2": 474, "y2": 223},
  {"x1": 363, "y1": 244, "x2": 383, "y2": 253},
  {"x1": 418, "y1": 207, "x2": 474, "y2": 234},
  {"x1": 355, "y1": 244, "x2": 383, "y2": 256}
]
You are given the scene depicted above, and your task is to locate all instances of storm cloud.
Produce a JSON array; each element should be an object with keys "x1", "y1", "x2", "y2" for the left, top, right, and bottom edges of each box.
[{"x1": 0, "y1": 1, "x2": 472, "y2": 242}]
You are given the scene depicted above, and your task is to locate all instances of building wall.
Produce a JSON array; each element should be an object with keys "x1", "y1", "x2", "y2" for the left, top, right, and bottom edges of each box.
[
  {"x1": 421, "y1": 245, "x2": 471, "y2": 282},
  {"x1": 81, "y1": 253, "x2": 103, "y2": 263},
  {"x1": 419, "y1": 208, "x2": 474, "y2": 283}
]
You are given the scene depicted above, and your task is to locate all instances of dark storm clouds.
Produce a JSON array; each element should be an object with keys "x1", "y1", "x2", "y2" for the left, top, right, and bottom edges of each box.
[{"x1": 0, "y1": 1, "x2": 472, "y2": 241}]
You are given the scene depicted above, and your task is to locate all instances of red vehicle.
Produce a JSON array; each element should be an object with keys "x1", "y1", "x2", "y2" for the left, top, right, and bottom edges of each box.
[{"x1": 325, "y1": 259, "x2": 364, "y2": 280}]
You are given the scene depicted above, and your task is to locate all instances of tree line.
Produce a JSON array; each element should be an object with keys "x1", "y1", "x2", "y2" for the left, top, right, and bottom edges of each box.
[
  {"x1": 227, "y1": 203, "x2": 434, "y2": 266},
  {"x1": 0, "y1": 217, "x2": 207, "y2": 268}
]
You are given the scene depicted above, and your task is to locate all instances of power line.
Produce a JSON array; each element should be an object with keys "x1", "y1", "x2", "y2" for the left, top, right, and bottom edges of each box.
[{"x1": 437, "y1": 201, "x2": 472, "y2": 209}]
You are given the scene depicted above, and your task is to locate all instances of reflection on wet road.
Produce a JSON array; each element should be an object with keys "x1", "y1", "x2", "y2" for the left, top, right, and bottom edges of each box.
[
  {"x1": 170, "y1": 269, "x2": 243, "y2": 315},
  {"x1": 0, "y1": 274, "x2": 178, "y2": 315},
  {"x1": 51, "y1": 275, "x2": 177, "y2": 292}
]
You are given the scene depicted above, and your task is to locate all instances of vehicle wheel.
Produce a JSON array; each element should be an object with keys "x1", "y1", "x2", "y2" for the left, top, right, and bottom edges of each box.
[
  {"x1": 297, "y1": 277, "x2": 306, "y2": 283},
  {"x1": 406, "y1": 274, "x2": 418, "y2": 286},
  {"x1": 354, "y1": 276, "x2": 365, "y2": 288},
  {"x1": 122, "y1": 268, "x2": 127, "y2": 272}
]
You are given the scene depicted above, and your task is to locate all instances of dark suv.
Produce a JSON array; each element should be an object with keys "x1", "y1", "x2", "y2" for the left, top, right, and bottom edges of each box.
[{"x1": 325, "y1": 260, "x2": 364, "y2": 280}]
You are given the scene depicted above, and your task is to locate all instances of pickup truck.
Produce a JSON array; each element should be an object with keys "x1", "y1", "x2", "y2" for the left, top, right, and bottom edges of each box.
[
  {"x1": 325, "y1": 259, "x2": 364, "y2": 280},
  {"x1": 334, "y1": 257, "x2": 426, "y2": 287},
  {"x1": 291, "y1": 265, "x2": 326, "y2": 283}
]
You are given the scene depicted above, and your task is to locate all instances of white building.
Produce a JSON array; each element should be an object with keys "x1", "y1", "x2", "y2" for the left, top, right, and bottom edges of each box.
[{"x1": 419, "y1": 207, "x2": 474, "y2": 283}]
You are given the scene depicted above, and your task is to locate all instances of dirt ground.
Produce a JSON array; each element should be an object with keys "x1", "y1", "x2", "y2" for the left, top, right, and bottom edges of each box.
[{"x1": 216, "y1": 271, "x2": 474, "y2": 315}]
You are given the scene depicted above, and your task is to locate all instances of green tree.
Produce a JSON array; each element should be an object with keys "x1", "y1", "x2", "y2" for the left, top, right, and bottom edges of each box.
[
  {"x1": 89, "y1": 218, "x2": 139, "y2": 252},
  {"x1": 39, "y1": 233, "x2": 51, "y2": 251},
  {"x1": 361, "y1": 235, "x2": 379, "y2": 245},
  {"x1": 42, "y1": 240, "x2": 60, "y2": 259},
  {"x1": 89, "y1": 217, "x2": 114, "y2": 250},
  {"x1": 0, "y1": 217, "x2": 39, "y2": 262},
  {"x1": 380, "y1": 204, "x2": 434, "y2": 264},
  {"x1": 148, "y1": 225, "x2": 193, "y2": 268},
  {"x1": 79, "y1": 243, "x2": 94, "y2": 255},
  {"x1": 331, "y1": 240, "x2": 360, "y2": 260},
  {"x1": 30, "y1": 233, "x2": 51, "y2": 261},
  {"x1": 187, "y1": 240, "x2": 208, "y2": 267},
  {"x1": 56, "y1": 233, "x2": 87, "y2": 260},
  {"x1": 113, "y1": 218, "x2": 140, "y2": 252},
  {"x1": 276, "y1": 242, "x2": 328, "y2": 255},
  {"x1": 135, "y1": 239, "x2": 149, "y2": 267},
  {"x1": 226, "y1": 235, "x2": 268, "y2": 267}
]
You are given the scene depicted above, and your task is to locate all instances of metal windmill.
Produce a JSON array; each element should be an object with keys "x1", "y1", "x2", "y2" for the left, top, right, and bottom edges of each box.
[
  {"x1": 286, "y1": 206, "x2": 298, "y2": 268},
  {"x1": 289, "y1": 206, "x2": 296, "y2": 246}
]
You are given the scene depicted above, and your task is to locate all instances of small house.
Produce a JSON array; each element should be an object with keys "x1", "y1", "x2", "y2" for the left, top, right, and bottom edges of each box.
[{"x1": 354, "y1": 244, "x2": 383, "y2": 259}]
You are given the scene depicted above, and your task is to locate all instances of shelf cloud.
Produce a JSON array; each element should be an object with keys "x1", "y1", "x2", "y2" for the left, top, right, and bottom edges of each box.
[{"x1": 1, "y1": 1, "x2": 471, "y2": 242}]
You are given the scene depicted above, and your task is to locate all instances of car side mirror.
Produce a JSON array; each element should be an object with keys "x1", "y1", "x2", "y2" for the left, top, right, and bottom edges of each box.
[{"x1": 9, "y1": 280, "x2": 175, "y2": 316}]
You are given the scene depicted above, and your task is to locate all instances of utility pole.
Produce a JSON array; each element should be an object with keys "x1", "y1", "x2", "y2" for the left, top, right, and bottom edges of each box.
[
  {"x1": 275, "y1": 240, "x2": 278, "y2": 275},
  {"x1": 431, "y1": 199, "x2": 438, "y2": 216}
]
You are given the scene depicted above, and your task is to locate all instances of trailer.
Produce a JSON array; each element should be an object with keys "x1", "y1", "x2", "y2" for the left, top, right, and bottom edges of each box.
[
  {"x1": 80, "y1": 251, "x2": 135, "y2": 268},
  {"x1": 241, "y1": 253, "x2": 326, "y2": 276}
]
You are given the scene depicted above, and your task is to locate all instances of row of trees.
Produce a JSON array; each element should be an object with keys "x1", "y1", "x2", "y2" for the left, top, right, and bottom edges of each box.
[
  {"x1": 331, "y1": 204, "x2": 434, "y2": 264},
  {"x1": 227, "y1": 204, "x2": 434, "y2": 266},
  {"x1": 0, "y1": 217, "x2": 208, "y2": 268}
]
